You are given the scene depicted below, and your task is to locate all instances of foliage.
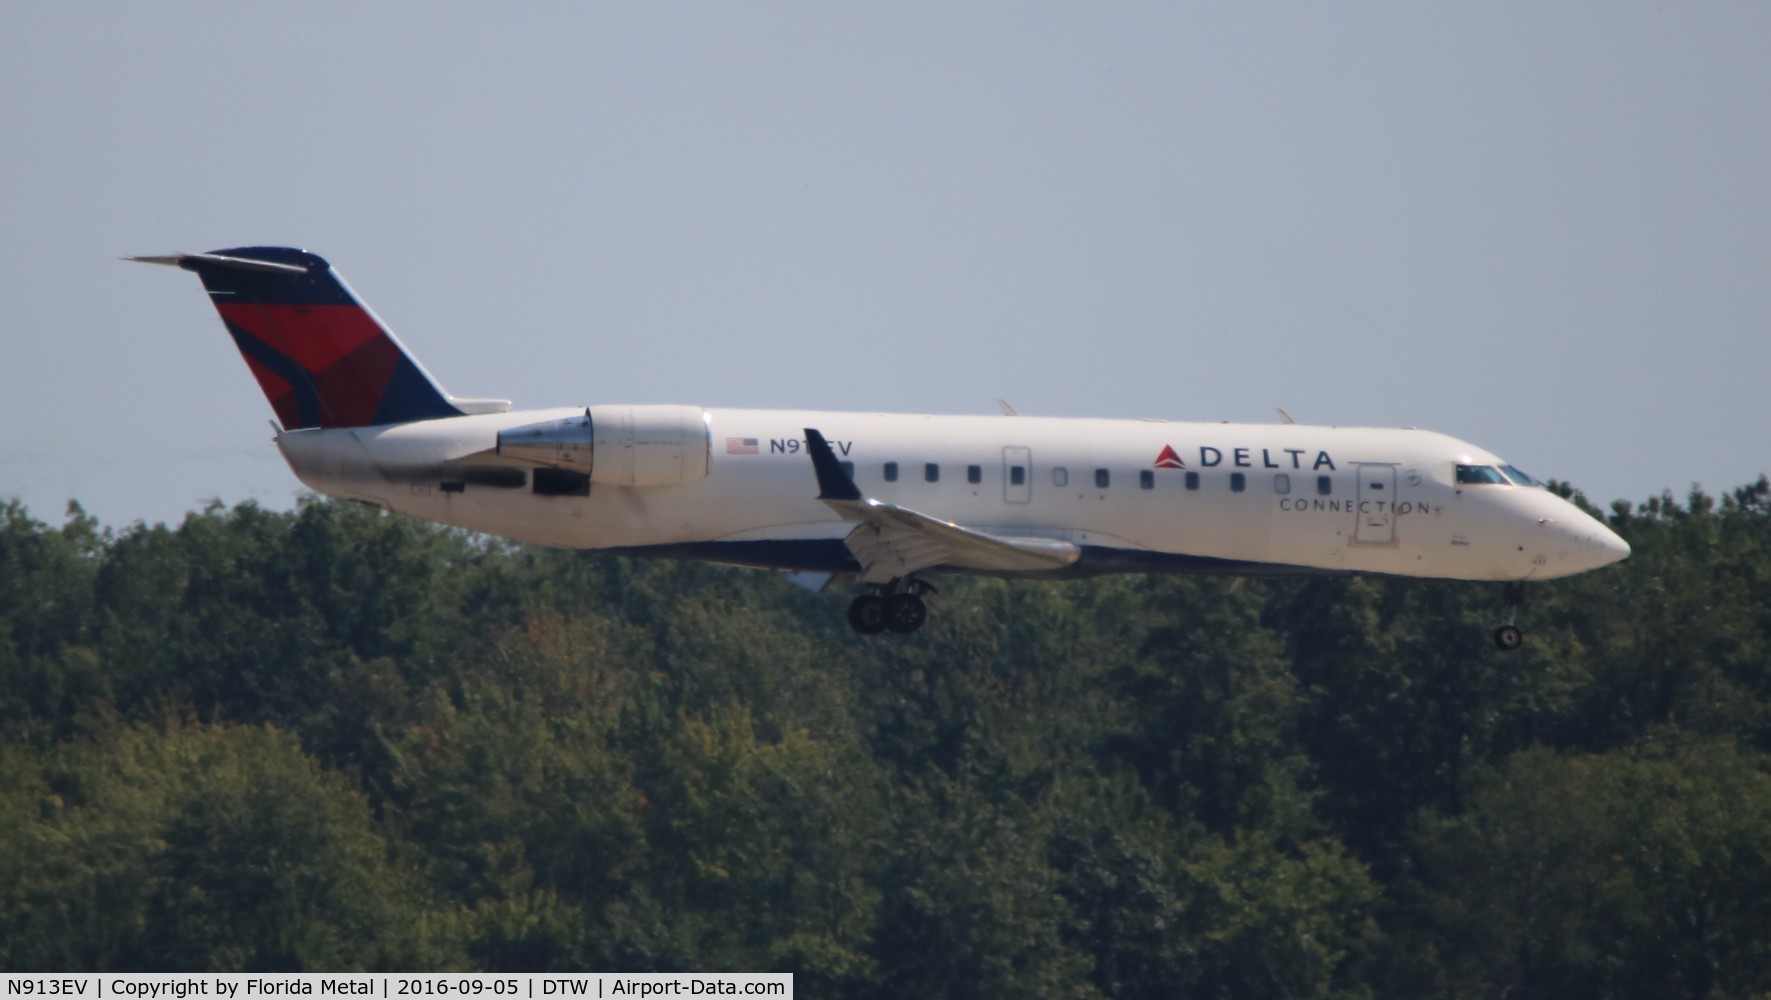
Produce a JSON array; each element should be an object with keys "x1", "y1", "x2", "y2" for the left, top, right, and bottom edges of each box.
[{"x1": 1, "y1": 481, "x2": 1768, "y2": 995}]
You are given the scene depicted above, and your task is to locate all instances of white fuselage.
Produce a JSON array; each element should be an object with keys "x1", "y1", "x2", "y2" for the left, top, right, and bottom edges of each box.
[{"x1": 275, "y1": 406, "x2": 1630, "y2": 583}]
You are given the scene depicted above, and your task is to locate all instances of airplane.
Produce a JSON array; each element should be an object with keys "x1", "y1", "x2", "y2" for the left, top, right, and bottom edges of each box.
[{"x1": 131, "y1": 246, "x2": 1630, "y2": 650}]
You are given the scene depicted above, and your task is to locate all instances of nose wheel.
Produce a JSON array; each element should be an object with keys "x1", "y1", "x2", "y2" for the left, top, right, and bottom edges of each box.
[
  {"x1": 847, "y1": 578, "x2": 934, "y2": 635},
  {"x1": 1493, "y1": 582, "x2": 1526, "y2": 652},
  {"x1": 1493, "y1": 624, "x2": 1524, "y2": 651}
]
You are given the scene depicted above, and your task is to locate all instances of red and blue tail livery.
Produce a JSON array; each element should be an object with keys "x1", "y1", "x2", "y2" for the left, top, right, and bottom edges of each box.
[{"x1": 134, "y1": 247, "x2": 464, "y2": 430}]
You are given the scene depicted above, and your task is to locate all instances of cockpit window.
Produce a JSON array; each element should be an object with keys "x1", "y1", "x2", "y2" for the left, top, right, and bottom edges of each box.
[
  {"x1": 1455, "y1": 464, "x2": 1510, "y2": 486},
  {"x1": 1499, "y1": 465, "x2": 1543, "y2": 487}
]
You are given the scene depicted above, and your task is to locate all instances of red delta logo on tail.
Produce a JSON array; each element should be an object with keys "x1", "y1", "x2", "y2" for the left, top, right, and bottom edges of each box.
[
  {"x1": 131, "y1": 247, "x2": 470, "y2": 431},
  {"x1": 1154, "y1": 445, "x2": 1186, "y2": 469}
]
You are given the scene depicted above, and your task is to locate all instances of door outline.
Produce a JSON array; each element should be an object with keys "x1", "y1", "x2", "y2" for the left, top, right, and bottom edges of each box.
[
  {"x1": 1003, "y1": 446, "x2": 1032, "y2": 504},
  {"x1": 1354, "y1": 463, "x2": 1397, "y2": 545}
]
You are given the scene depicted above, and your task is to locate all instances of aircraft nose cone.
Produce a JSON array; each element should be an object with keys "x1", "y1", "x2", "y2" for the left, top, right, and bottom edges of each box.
[
  {"x1": 1561, "y1": 516, "x2": 1630, "y2": 573},
  {"x1": 1593, "y1": 522, "x2": 1631, "y2": 565},
  {"x1": 1520, "y1": 491, "x2": 1631, "y2": 577}
]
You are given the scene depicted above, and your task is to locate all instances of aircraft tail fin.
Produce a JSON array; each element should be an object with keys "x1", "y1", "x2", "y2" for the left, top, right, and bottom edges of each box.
[{"x1": 130, "y1": 247, "x2": 491, "y2": 430}]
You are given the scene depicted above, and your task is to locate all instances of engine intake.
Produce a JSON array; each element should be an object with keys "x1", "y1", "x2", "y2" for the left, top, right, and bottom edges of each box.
[{"x1": 497, "y1": 404, "x2": 710, "y2": 487}]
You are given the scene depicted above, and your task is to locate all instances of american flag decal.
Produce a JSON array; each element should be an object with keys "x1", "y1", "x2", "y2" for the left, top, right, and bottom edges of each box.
[{"x1": 726, "y1": 437, "x2": 759, "y2": 454}]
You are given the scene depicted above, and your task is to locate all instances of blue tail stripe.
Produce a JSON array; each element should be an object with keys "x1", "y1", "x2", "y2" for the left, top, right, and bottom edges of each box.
[
  {"x1": 374, "y1": 354, "x2": 471, "y2": 426},
  {"x1": 220, "y1": 317, "x2": 321, "y2": 429}
]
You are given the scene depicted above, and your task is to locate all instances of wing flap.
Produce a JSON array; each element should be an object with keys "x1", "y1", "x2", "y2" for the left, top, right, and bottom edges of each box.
[
  {"x1": 802, "y1": 427, "x2": 1078, "y2": 582},
  {"x1": 829, "y1": 497, "x2": 1081, "y2": 582}
]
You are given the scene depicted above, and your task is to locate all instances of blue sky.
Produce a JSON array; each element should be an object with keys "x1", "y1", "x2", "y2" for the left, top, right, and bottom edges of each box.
[{"x1": 2, "y1": 2, "x2": 1766, "y2": 529}]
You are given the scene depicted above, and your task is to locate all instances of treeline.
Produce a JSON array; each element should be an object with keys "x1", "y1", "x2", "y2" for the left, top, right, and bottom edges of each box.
[{"x1": 2, "y1": 481, "x2": 1769, "y2": 996}]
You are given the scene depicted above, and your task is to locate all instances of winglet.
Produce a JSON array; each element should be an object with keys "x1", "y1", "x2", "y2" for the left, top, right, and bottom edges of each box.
[{"x1": 804, "y1": 428, "x2": 862, "y2": 502}]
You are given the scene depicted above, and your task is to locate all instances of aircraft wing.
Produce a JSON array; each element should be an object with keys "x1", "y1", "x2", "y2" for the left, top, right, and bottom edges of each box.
[{"x1": 804, "y1": 428, "x2": 1080, "y2": 583}]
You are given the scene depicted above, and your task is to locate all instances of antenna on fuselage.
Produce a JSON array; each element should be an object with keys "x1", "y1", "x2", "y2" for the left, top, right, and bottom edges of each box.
[
  {"x1": 1277, "y1": 408, "x2": 1297, "y2": 425},
  {"x1": 997, "y1": 399, "x2": 1019, "y2": 417}
]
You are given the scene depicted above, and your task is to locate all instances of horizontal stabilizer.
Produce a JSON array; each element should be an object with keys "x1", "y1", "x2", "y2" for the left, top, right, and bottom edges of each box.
[
  {"x1": 448, "y1": 396, "x2": 514, "y2": 415},
  {"x1": 126, "y1": 252, "x2": 308, "y2": 275}
]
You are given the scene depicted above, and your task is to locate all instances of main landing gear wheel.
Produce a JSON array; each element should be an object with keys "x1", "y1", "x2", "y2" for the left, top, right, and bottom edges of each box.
[
  {"x1": 847, "y1": 578, "x2": 935, "y2": 635},
  {"x1": 848, "y1": 595, "x2": 887, "y2": 635},
  {"x1": 884, "y1": 593, "x2": 928, "y2": 633}
]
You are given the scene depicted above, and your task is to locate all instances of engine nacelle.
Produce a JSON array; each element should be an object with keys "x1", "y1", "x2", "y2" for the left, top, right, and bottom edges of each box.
[{"x1": 496, "y1": 404, "x2": 710, "y2": 487}]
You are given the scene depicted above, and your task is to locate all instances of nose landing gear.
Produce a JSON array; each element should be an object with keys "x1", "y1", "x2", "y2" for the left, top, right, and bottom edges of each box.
[
  {"x1": 1493, "y1": 582, "x2": 1525, "y2": 651},
  {"x1": 847, "y1": 578, "x2": 935, "y2": 635},
  {"x1": 1493, "y1": 624, "x2": 1524, "y2": 651}
]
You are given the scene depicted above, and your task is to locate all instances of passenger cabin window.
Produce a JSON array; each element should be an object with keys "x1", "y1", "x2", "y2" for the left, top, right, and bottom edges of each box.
[
  {"x1": 1230, "y1": 472, "x2": 1246, "y2": 493},
  {"x1": 925, "y1": 463, "x2": 940, "y2": 483},
  {"x1": 1010, "y1": 466, "x2": 1026, "y2": 486},
  {"x1": 1139, "y1": 469, "x2": 1154, "y2": 490},
  {"x1": 1052, "y1": 467, "x2": 1069, "y2": 487},
  {"x1": 1274, "y1": 474, "x2": 1291, "y2": 495},
  {"x1": 884, "y1": 462, "x2": 899, "y2": 482},
  {"x1": 1185, "y1": 471, "x2": 1200, "y2": 491},
  {"x1": 1456, "y1": 464, "x2": 1510, "y2": 486},
  {"x1": 1316, "y1": 475, "x2": 1332, "y2": 496},
  {"x1": 967, "y1": 464, "x2": 982, "y2": 484},
  {"x1": 1499, "y1": 465, "x2": 1543, "y2": 487},
  {"x1": 1095, "y1": 468, "x2": 1110, "y2": 489}
]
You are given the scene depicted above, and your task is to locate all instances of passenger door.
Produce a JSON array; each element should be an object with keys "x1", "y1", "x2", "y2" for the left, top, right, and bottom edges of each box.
[{"x1": 1354, "y1": 463, "x2": 1397, "y2": 544}]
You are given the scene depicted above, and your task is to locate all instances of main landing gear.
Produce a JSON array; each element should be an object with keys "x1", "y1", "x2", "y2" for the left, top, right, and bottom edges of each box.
[
  {"x1": 848, "y1": 578, "x2": 935, "y2": 635},
  {"x1": 1493, "y1": 582, "x2": 1526, "y2": 652}
]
